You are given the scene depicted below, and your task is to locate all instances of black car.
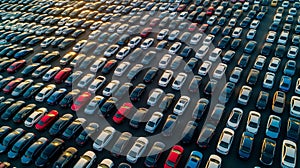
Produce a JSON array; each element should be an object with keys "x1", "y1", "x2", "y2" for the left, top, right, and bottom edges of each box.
[
  {"x1": 260, "y1": 43, "x2": 272, "y2": 56},
  {"x1": 0, "y1": 98, "x2": 15, "y2": 114},
  {"x1": 184, "y1": 58, "x2": 198, "y2": 72},
  {"x1": 230, "y1": 38, "x2": 241, "y2": 50},
  {"x1": 28, "y1": 36, "x2": 44, "y2": 46},
  {"x1": 99, "y1": 97, "x2": 117, "y2": 117},
  {"x1": 238, "y1": 54, "x2": 250, "y2": 68},
  {"x1": 130, "y1": 83, "x2": 146, "y2": 102},
  {"x1": 259, "y1": 138, "x2": 276, "y2": 166},
  {"x1": 256, "y1": 91, "x2": 269, "y2": 110},
  {"x1": 181, "y1": 121, "x2": 198, "y2": 144},
  {"x1": 192, "y1": 98, "x2": 209, "y2": 120},
  {"x1": 179, "y1": 46, "x2": 192, "y2": 58},
  {"x1": 0, "y1": 126, "x2": 11, "y2": 140},
  {"x1": 188, "y1": 76, "x2": 202, "y2": 93},
  {"x1": 40, "y1": 51, "x2": 60, "y2": 64},
  {"x1": 1, "y1": 100, "x2": 25, "y2": 121},
  {"x1": 238, "y1": 132, "x2": 254, "y2": 159},
  {"x1": 71, "y1": 29, "x2": 85, "y2": 38},
  {"x1": 246, "y1": 69, "x2": 260, "y2": 86},
  {"x1": 275, "y1": 45, "x2": 285, "y2": 58},
  {"x1": 143, "y1": 67, "x2": 158, "y2": 83},
  {"x1": 197, "y1": 124, "x2": 216, "y2": 148},
  {"x1": 0, "y1": 59, "x2": 16, "y2": 71},
  {"x1": 75, "y1": 122, "x2": 99, "y2": 146},
  {"x1": 287, "y1": 117, "x2": 300, "y2": 141},
  {"x1": 49, "y1": 114, "x2": 74, "y2": 136},
  {"x1": 52, "y1": 147, "x2": 78, "y2": 168},
  {"x1": 58, "y1": 38, "x2": 76, "y2": 50},
  {"x1": 244, "y1": 41, "x2": 257, "y2": 54},
  {"x1": 46, "y1": 88, "x2": 67, "y2": 105},
  {"x1": 7, "y1": 132, "x2": 35, "y2": 159},
  {"x1": 130, "y1": 108, "x2": 148, "y2": 128},
  {"x1": 159, "y1": 93, "x2": 175, "y2": 112},
  {"x1": 51, "y1": 36, "x2": 65, "y2": 47},
  {"x1": 0, "y1": 128, "x2": 25, "y2": 153},
  {"x1": 218, "y1": 36, "x2": 231, "y2": 49},
  {"x1": 144, "y1": 142, "x2": 165, "y2": 167},
  {"x1": 31, "y1": 51, "x2": 49, "y2": 63},
  {"x1": 222, "y1": 26, "x2": 232, "y2": 36},
  {"x1": 269, "y1": 22, "x2": 279, "y2": 31},
  {"x1": 210, "y1": 25, "x2": 221, "y2": 35},
  {"x1": 21, "y1": 63, "x2": 41, "y2": 76},
  {"x1": 61, "y1": 118, "x2": 86, "y2": 140},
  {"x1": 35, "y1": 138, "x2": 65, "y2": 167},
  {"x1": 218, "y1": 82, "x2": 235, "y2": 104},
  {"x1": 13, "y1": 104, "x2": 36, "y2": 123},
  {"x1": 21, "y1": 137, "x2": 49, "y2": 164},
  {"x1": 59, "y1": 89, "x2": 80, "y2": 108},
  {"x1": 22, "y1": 82, "x2": 44, "y2": 98}
]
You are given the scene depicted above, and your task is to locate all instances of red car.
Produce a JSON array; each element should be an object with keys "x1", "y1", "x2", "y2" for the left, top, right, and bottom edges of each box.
[
  {"x1": 2, "y1": 78, "x2": 23, "y2": 93},
  {"x1": 177, "y1": 4, "x2": 186, "y2": 12},
  {"x1": 35, "y1": 110, "x2": 59, "y2": 131},
  {"x1": 164, "y1": 145, "x2": 184, "y2": 168},
  {"x1": 149, "y1": 18, "x2": 160, "y2": 27},
  {"x1": 7, "y1": 60, "x2": 26, "y2": 73},
  {"x1": 112, "y1": 102, "x2": 133, "y2": 124},
  {"x1": 71, "y1": 92, "x2": 91, "y2": 111},
  {"x1": 206, "y1": 7, "x2": 215, "y2": 16},
  {"x1": 54, "y1": 67, "x2": 72, "y2": 83},
  {"x1": 188, "y1": 23, "x2": 198, "y2": 32},
  {"x1": 140, "y1": 27, "x2": 153, "y2": 38},
  {"x1": 199, "y1": 24, "x2": 209, "y2": 32}
]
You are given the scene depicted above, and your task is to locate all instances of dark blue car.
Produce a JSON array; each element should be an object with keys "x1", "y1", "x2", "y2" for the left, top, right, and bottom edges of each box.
[{"x1": 239, "y1": 132, "x2": 254, "y2": 159}]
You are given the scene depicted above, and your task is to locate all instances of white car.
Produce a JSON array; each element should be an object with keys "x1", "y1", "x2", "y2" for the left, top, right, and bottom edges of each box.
[
  {"x1": 268, "y1": 57, "x2": 281, "y2": 72},
  {"x1": 232, "y1": 27, "x2": 243, "y2": 38},
  {"x1": 173, "y1": 96, "x2": 190, "y2": 115},
  {"x1": 195, "y1": 45, "x2": 209, "y2": 59},
  {"x1": 277, "y1": 31, "x2": 289, "y2": 45},
  {"x1": 41, "y1": 36, "x2": 55, "y2": 48},
  {"x1": 266, "y1": 31, "x2": 277, "y2": 43},
  {"x1": 250, "y1": 20, "x2": 260, "y2": 29},
  {"x1": 141, "y1": 38, "x2": 154, "y2": 49},
  {"x1": 117, "y1": 24, "x2": 129, "y2": 34},
  {"x1": 102, "y1": 80, "x2": 120, "y2": 97},
  {"x1": 88, "y1": 30, "x2": 101, "y2": 40},
  {"x1": 246, "y1": 29, "x2": 256, "y2": 40},
  {"x1": 128, "y1": 36, "x2": 142, "y2": 48},
  {"x1": 207, "y1": 15, "x2": 217, "y2": 25},
  {"x1": 295, "y1": 78, "x2": 300, "y2": 94},
  {"x1": 168, "y1": 42, "x2": 182, "y2": 55},
  {"x1": 198, "y1": 61, "x2": 212, "y2": 76},
  {"x1": 253, "y1": 55, "x2": 266, "y2": 70},
  {"x1": 77, "y1": 73, "x2": 95, "y2": 89},
  {"x1": 84, "y1": 96, "x2": 105, "y2": 115},
  {"x1": 42, "y1": 66, "x2": 61, "y2": 82},
  {"x1": 287, "y1": 46, "x2": 298, "y2": 59},
  {"x1": 24, "y1": 108, "x2": 47, "y2": 127},
  {"x1": 190, "y1": 33, "x2": 202, "y2": 45},
  {"x1": 104, "y1": 44, "x2": 119, "y2": 57},
  {"x1": 228, "y1": 18, "x2": 237, "y2": 27},
  {"x1": 238, "y1": 85, "x2": 252, "y2": 105},
  {"x1": 172, "y1": 72, "x2": 187, "y2": 90},
  {"x1": 74, "y1": 151, "x2": 96, "y2": 168},
  {"x1": 98, "y1": 159, "x2": 114, "y2": 168},
  {"x1": 216, "y1": 128, "x2": 235, "y2": 155},
  {"x1": 273, "y1": 13, "x2": 282, "y2": 22},
  {"x1": 93, "y1": 126, "x2": 116, "y2": 151},
  {"x1": 226, "y1": 108, "x2": 243, "y2": 130},
  {"x1": 213, "y1": 63, "x2": 227, "y2": 79},
  {"x1": 158, "y1": 70, "x2": 173, "y2": 87},
  {"x1": 242, "y1": 2, "x2": 250, "y2": 11},
  {"x1": 73, "y1": 40, "x2": 87, "y2": 52},
  {"x1": 208, "y1": 48, "x2": 222, "y2": 62},
  {"x1": 157, "y1": 29, "x2": 169, "y2": 40},
  {"x1": 290, "y1": 96, "x2": 300, "y2": 118},
  {"x1": 114, "y1": 62, "x2": 130, "y2": 76},
  {"x1": 205, "y1": 154, "x2": 222, "y2": 168},
  {"x1": 203, "y1": 34, "x2": 215, "y2": 45},
  {"x1": 263, "y1": 72, "x2": 275, "y2": 89},
  {"x1": 229, "y1": 67, "x2": 243, "y2": 83},
  {"x1": 127, "y1": 137, "x2": 149, "y2": 163},
  {"x1": 88, "y1": 76, "x2": 106, "y2": 93},
  {"x1": 282, "y1": 0, "x2": 289, "y2": 8},
  {"x1": 35, "y1": 84, "x2": 56, "y2": 102},
  {"x1": 158, "y1": 54, "x2": 172, "y2": 69},
  {"x1": 145, "y1": 112, "x2": 163, "y2": 133},
  {"x1": 147, "y1": 88, "x2": 163, "y2": 106},
  {"x1": 90, "y1": 57, "x2": 107, "y2": 73},
  {"x1": 246, "y1": 111, "x2": 261, "y2": 135},
  {"x1": 281, "y1": 140, "x2": 297, "y2": 168},
  {"x1": 116, "y1": 47, "x2": 130, "y2": 60}
]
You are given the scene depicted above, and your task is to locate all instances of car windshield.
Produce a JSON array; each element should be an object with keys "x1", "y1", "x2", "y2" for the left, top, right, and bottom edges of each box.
[
  {"x1": 148, "y1": 121, "x2": 155, "y2": 127},
  {"x1": 220, "y1": 141, "x2": 228, "y2": 148},
  {"x1": 166, "y1": 160, "x2": 175, "y2": 167},
  {"x1": 285, "y1": 155, "x2": 295, "y2": 163}
]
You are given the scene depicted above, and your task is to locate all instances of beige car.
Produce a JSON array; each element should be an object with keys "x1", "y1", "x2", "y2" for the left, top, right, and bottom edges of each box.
[{"x1": 272, "y1": 91, "x2": 286, "y2": 113}]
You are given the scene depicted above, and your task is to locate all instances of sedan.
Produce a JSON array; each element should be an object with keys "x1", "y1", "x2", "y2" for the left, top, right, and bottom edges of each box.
[
  {"x1": 281, "y1": 140, "x2": 297, "y2": 168},
  {"x1": 260, "y1": 138, "x2": 276, "y2": 166},
  {"x1": 238, "y1": 132, "x2": 254, "y2": 159},
  {"x1": 71, "y1": 92, "x2": 91, "y2": 111},
  {"x1": 164, "y1": 145, "x2": 184, "y2": 168},
  {"x1": 126, "y1": 137, "x2": 149, "y2": 163},
  {"x1": 76, "y1": 123, "x2": 100, "y2": 146},
  {"x1": 61, "y1": 118, "x2": 86, "y2": 140},
  {"x1": 52, "y1": 147, "x2": 78, "y2": 168},
  {"x1": 217, "y1": 128, "x2": 235, "y2": 155},
  {"x1": 49, "y1": 114, "x2": 73, "y2": 136},
  {"x1": 238, "y1": 86, "x2": 252, "y2": 105},
  {"x1": 266, "y1": 115, "x2": 281, "y2": 139},
  {"x1": 73, "y1": 151, "x2": 96, "y2": 168},
  {"x1": 35, "y1": 110, "x2": 59, "y2": 131},
  {"x1": 145, "y1": 112, "x2": 163, "y2": 134}
]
